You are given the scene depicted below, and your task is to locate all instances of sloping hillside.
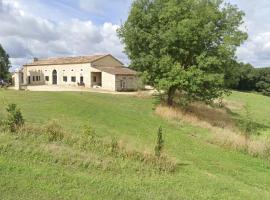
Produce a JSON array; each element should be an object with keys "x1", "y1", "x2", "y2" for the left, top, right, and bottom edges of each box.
[
  {"x1": 0, "y1": 90, "x2": 270, "y2": 200},
  {"x1": 226, "y1": 91, "x2": 270, "y2": 136}
]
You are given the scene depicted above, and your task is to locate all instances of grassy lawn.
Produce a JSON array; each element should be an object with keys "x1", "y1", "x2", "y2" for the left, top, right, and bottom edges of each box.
[
  {"x1": 226, "y1": 91, "x2": 270, "y2": 136},
  {"x1": 0, "y1": 89, "x2": 270, "y2": 199}
]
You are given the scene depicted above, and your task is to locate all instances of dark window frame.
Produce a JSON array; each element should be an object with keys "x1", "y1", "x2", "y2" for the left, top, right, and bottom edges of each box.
[{"x1": 71, "y1": 76, "x2": 76, "y2": 82}]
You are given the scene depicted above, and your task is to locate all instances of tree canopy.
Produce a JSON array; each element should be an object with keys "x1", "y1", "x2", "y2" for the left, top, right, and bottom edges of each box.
[
  {"x1": 0, "y1": 44, "x2": 11, "y2": 80},
  {"x1": 118, "y1": 0, "x2": 248, "y2": 106}
]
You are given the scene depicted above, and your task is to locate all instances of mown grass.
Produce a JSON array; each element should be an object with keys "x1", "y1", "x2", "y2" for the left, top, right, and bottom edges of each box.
[
  {"x1": 0, "y1": 89, "x2": 270, "y2": 199},
  {"x1": 225, "y1": 91, "x2": 270, "y2": 136}
]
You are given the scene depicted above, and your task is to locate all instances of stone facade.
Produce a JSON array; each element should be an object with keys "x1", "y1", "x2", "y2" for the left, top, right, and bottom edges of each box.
[{"x1": 15, "y1": 54, "x2": 138, "y2": 92}]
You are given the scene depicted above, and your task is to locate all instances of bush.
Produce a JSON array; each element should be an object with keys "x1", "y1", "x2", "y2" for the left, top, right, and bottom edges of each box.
[
  {"x1": 6, "y1": 103, "x2": 24, "y2": 132},
  {"x1": 83, "y1": 124, "x2": 97, "y2": 140},
  {"x1": 44, "y1": 121, "x2": 64, "y2": 141},
  {"x1": 154, "y1": 126, "x2": 164, "y2": 157}
]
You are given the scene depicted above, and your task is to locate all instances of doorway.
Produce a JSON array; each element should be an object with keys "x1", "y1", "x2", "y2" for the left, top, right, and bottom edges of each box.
[
  {"x1": 91, "y1": 72, "x2": 102, "y2": 87},
  {"x1": 80, "y1": 76, "x2": 84, "y2": 84}
]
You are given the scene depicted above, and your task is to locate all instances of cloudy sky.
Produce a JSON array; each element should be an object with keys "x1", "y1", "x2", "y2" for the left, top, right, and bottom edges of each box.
[{"x1": 0, "y1": 0, "x2": 270, "y2": 70}]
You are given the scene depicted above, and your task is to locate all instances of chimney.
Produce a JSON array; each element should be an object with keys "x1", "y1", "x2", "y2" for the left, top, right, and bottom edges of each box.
[{"x1": 33, "y1": 57, "x2": 38, "y2": 62}]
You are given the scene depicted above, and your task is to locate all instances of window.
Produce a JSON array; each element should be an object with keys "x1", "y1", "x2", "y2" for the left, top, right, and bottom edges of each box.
[
  {"x1": 71, "y1": 76, "x2": 76, "y2": 82},
  {"x1": 71, "y1": 69, "x2": 74, "y2": 71},
  {"x1": 81, "y1": 69, "x2": 83, "y2": 71},
  {"x1": 33, "y1": 76, "x2": 35, "y2": 81},
  {"x1": 120, "y1": 80, "x2": 126, "y2": 89},
  {"x1": 80, "y1": 76, "x2": 84, "y2": 84},
  {"x1": 93, "y1": 76, "x2": 97, "y2": 82},
  {"x1": 45, "y1": 76, "x2": 49, "y2": 81},
  {"x1": 35, "y1": 76, "x2": 38, "y2": 81},
  {"x1": 63, "y1": 76, "x2": 67, "y2": 82}
]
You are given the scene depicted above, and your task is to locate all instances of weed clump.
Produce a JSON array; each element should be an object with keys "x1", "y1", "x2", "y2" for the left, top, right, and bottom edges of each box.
[
  {"x1": 44, "y1": 121, "x2": 65, "y2": 141},
  {"x1": 83, "y1": 124, "x2": 97, "y2": 141},
  {"x1": 6, "y1": 103, "x2": 24, "y2": 132},
  {"x1": 110, "y1": 137, "x2": 119, "y2": 153}
]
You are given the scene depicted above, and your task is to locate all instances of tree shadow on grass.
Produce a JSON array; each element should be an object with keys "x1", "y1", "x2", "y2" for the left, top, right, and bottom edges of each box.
[{"x1": 224, "y1": 107, "x2": 270, "y2": 135}]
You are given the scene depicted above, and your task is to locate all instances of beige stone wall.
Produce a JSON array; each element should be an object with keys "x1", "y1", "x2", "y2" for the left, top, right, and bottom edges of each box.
[
  {"x1": 24, "y1": 63, "x2": 92, "y2": 87},
  {"x1": 102, "y1": 72, "x2": 116, "y2": 91},
  {"x1": 92, "y1": 55, "x2": 123, "y2": 67},
  {"x1": 21, "y1": 56, "x2": 137, "y2": 92},
  {"x1": 12, "y1": 72, "x2": 21, "y2": 90},
  {"x1": 115, "y1": 75, "x2": 138, "y2": 91}
]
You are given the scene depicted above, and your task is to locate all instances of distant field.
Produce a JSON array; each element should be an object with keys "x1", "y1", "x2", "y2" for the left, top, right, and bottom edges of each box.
[{"x1": 0, "y1": 89, "x2": 270, "y2": 200}]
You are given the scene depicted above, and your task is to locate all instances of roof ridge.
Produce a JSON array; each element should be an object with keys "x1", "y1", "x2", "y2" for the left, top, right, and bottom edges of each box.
[
  {"x1": 24, "y1": 54, "x2": 111, "y2": 66},
  {"x1": 35, "y1": 54, "x2": 108, "y2": 61}
]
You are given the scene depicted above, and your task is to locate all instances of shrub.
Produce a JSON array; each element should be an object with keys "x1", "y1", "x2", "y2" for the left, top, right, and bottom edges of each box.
[
  {"x1": 154, "y1": 126, "x2": 164, "y2": 157},
  {"x1": 83, "y1": 124, "x2": 97, "y2": 140},
  {"x1": 6, "y1": 103, "x2": 24, "y2": 132},
  {"x1": 44, "y1": 121, "x2": 64, "y2": 142},
  {"x1": 110, "y1": 137, "x2": 119, "y2": 153},
  {"x1": 242, "y1": 104, "x2": 257, "y2": 141}
]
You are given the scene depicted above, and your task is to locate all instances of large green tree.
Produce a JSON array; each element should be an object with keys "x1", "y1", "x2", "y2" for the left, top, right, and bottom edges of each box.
[
  {"x1": 118, "y1": 0, "x2": 247, "y2": 106},
  {"x1": 0, "y1": 44, "x2": 11, "y2": 80}
]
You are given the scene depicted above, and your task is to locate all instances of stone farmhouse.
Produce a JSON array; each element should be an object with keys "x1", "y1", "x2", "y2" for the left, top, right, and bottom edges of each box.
[{"x1": 13, "y1": 54, "x2": 138, "y2": 91}]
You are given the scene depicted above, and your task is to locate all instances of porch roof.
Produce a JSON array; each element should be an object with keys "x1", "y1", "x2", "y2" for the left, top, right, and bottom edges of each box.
[{"x1": 93, "y1": 66, "x2": 137, "y2": 75}]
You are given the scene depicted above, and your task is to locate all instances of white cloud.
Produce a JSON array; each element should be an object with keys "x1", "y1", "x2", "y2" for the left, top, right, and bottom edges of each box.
[
  {"x1": 228, "y1": 0, "x2": 270, "y2": 67},
  {"x1": 2, "y1": 0, "x2": 270, "y2": 69},
  {"x1": 0, "y1": 0, "x2": 128, "y2": 70},
  {"x1": 79, "y1": 0, "x2": 130, "y2": 15},
  {"x1": 79, "y1": 0, "x2": 106, "y2": 14}
]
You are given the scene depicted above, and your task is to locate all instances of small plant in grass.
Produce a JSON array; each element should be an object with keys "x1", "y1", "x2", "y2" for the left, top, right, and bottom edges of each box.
[
  {"x1": 242, "y1": 104, "x2": 257, "y2": 143},
  {"x1": 155, "y1": 126, "x2": 164, "y2": 158},
  {"x1": 110, "y1": 137, "x2": 119, "y2": 153},
  {"x1": 6, "y1": 103, "x2": 24, "y2": 132},
  {"x1": 44, "y1": 120, "x2": 64, "y2": 141},
  {"x1": 83, "y1": 124, "x2": 97, "y2": 141}
]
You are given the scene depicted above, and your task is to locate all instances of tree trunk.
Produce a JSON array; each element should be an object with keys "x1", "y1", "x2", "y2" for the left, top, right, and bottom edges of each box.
[{"x1": 167, "y1": 87, "x2": 176, "y2": 106}]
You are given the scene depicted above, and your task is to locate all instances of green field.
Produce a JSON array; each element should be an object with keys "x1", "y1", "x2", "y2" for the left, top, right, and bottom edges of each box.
[
  {"x1": 227, "y1": 91, "x2": 270, "y2": 136},
  {"x1": 0, "y1": 89, "x2": 270, "y2": 200}
]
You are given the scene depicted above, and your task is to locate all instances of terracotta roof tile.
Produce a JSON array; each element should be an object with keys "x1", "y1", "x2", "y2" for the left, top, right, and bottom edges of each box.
[{"x1": 24, "y1": 54, "x2": 108, "y2": 66}]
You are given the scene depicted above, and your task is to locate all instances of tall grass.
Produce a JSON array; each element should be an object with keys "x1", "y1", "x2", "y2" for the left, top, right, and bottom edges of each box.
[
  {"x1": 0, "y1": 120, "x2": 177, "y2": 173},
  {"x1": 155, "y1": 104, "x2": 270, "y2": 160}
]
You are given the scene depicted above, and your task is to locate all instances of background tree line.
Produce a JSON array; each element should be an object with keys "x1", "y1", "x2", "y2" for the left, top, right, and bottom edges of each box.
[
  {"x1": 0, "y1": 44, "x2": 11, "y2": 80},
  {"x1": 225, "y1": 62, "x2": 270, "y2": 96}
]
